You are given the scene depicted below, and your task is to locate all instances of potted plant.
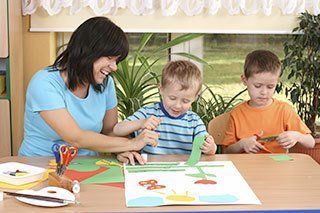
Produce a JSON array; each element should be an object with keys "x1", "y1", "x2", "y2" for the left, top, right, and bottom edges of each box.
[{"x1": 282, "y1": 12, "x2": 320, "y2": 163}]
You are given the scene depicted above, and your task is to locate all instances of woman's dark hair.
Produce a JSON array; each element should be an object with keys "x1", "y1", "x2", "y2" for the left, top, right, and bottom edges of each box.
[{"x1": 53, "y1": 16, "x2": 129, "y2": 92}]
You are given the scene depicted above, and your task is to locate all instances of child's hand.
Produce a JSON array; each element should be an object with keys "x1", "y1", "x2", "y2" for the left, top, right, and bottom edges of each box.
[
  {"x1": 240, "y1": 135, "x2": 266, "y2": 153},
  {"x1": 131, "y1": 129, "x2": 159, "y2": 150},
  {"x1": 201, "y1": 135, "x2": 217, "y2": 155},
  {"x1": 141, "y1": 116, "x2": 161, "y2": 130},
  {"x1": 277, "y1": 131, "x2": 300, "y2": 149}
]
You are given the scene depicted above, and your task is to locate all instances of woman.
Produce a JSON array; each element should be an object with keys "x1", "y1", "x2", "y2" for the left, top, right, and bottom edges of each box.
[{"x1": 19, "y1": 17, "x2": 158, "y2": 163}]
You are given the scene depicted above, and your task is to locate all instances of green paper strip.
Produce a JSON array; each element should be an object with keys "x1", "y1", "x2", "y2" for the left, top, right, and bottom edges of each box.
[
  {"x1": 269, "y1": 155, "x2": 293, "y2": 162},
  {"x1": 127, "y1": 169, "x2": 185, "y2": 173},
  {"x1": 186, "y1": 135, "x2": 206, "y2": 166},
  {"x1": 126, "y1": 162, "x2": 179, "y2": 168}
]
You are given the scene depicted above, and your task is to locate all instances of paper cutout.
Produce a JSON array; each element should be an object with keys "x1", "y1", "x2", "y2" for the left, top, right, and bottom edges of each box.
[
  {"x1": 65, "y1": 166, "x2": 107, "y2": 182},
  {"x1": 124, "y1": 161, "x2": 261, "y2": 207},
  {"x1": 186, "y1": 136, "x2": 205, "y2": 166},
  {"x1": 96, "y1": 159, "x2": 123, "y2": 167},
  {"x1": 100, "y1": 182, "x2": 124, "y2": 189},
  {"x1": 194, "y1": 179, "x2": 216, "y2": 184},
  {"x1": 0, "y1": 169, "x2": 53, "y2": 190},
  {"x1": 64, "y1": 158, "x2": 124, "y2": 184},
  {"x1": 269, "y1": 155, "x2": 293, "y2": 162},
  {"x1": 139, "y1": 179, "x2": 166, "y2": 190}
]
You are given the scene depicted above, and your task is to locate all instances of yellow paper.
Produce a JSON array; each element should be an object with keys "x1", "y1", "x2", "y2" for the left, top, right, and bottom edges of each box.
[{"x1": 0, "y1": 169, "x2": 54, "y2": 190}]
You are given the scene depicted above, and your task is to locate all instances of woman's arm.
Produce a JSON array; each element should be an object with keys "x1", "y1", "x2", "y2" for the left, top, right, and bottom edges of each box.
[{"x1": 40, "y1": 108, "x2": 158, "y2": 153}]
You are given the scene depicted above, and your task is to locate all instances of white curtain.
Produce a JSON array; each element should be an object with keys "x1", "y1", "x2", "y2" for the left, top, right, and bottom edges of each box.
[{"x1": 22, "y1": 0, "x2": 320, "y2": 16}]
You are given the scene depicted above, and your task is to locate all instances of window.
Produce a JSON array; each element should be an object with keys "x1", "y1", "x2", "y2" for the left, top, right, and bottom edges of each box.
[{"x1": 56, "y1": 32, "x2": 290, "y2": 101}]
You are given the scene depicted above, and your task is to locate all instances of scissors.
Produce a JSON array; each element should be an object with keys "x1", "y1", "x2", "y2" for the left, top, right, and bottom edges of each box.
[
  {"x1": 254, "y1": 134, "x2": 278, "y2": 143},
  {"x1": 254, "y1": 134, "x2": 279, "y2": 153},
  {"x1": 51, "y1": 143, "x2": 62, "y2": 174},
  {"x1": 59, "y1": 145, "x2": 78, "y2": 175}
]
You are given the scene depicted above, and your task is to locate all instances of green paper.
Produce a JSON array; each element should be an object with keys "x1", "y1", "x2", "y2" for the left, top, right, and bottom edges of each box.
[
  {"x1": 82, "y1": 166, "x2": 124, "y2": 184},
  {"x1": 269, "y1": 155, "x2": 293, "y2": 162},
  {"x1": 68, "y1": 158, "x2": 101, "y2": 171},
  {"x1": 127, "y1": 169, "x2": 185, "y2": 173},
  {"x1": 68, "y1": 157, "x2": 124, "y2": 184},
  {"x1": 186, "y1": 135, "x2": 206, "y2": 166}
]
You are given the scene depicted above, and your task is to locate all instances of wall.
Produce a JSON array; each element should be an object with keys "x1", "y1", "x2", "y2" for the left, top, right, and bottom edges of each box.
[{"x1": 22, "y1": 16, "x2": 56, "y2": 93}]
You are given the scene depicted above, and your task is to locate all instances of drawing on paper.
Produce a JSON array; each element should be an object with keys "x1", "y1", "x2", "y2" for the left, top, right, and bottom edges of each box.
[{"x1": 124, "y1": 161, "x2": 261, "y2": 207}]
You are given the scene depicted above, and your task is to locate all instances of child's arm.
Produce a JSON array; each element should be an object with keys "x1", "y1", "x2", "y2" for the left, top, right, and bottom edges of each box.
[
  {"x1": 277, "y1": 131, "x2": 315, "y2": 149},
  {"x1": 201, "y1": 135, "x2": 217, "y2": 155},
  {"x1": 113, "y1": 120, "x2": 144, "y2": 136},
  {"x1": 113, "y1": 116, "x2": 161, "y2": 136}
]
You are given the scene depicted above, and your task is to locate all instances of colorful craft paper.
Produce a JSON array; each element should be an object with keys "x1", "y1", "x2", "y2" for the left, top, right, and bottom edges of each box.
[
  {"x1": 269, "y1": 155, "x2": 293, "y2": 162},
  {"x1": 65, "y1": 158, "x2": 124, "y2": 184},
  {"x1": 186, "y1": 136, "x2": 205, "y2": 166},
  {"x1": 124, "y1": 161, "x2": 261, "y2": 207},
  {"x1": 0, "y1": 169, "x2": 53, "y2": 190}
]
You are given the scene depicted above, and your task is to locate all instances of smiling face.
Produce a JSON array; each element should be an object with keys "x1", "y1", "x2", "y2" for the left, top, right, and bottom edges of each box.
[
  {"x1": 160, "y1": 82, "x2": 198, "y2": 117},
  {"x1": 93, "y1": 56, "x2": 119, "y2": 84},
  {"x1": 242, "y1": 71, "x2": 280, "y2": 108}
]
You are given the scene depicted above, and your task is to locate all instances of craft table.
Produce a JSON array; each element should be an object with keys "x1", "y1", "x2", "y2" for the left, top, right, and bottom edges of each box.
[{"x1": 0, "y1": 153, "x2": 319, "y2": 212}]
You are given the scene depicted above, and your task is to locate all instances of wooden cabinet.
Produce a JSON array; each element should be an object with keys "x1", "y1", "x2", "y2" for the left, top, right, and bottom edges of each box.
[
  {"x1": 0, "y1": 99, "x2": 11, "y2": 157},
  {"x1": 0, "y1": 0, "x2": 8, "y2": 58},
  {"x1": 0, "y1": 0, "x2": 10, "y2": 157},
  {"x1": 0, "y1": 0, "x2": 24, "y2": 156}
]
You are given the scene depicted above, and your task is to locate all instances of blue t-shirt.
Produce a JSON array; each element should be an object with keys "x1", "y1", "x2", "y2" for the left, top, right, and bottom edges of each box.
[
  {"x1": 19, "y1": 67, "x2": 117, "y2": 156},
  {"x1": 126, "y1": 102, "x2": 208, "y2": 155}
]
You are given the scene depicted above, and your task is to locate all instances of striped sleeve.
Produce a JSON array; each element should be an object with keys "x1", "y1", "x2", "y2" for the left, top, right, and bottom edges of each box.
[{"x1": 125, "y1": 106, "x2": 148, "y2": 121}]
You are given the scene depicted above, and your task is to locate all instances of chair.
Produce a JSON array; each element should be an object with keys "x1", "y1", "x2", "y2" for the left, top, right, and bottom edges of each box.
[{"x1": 208, "y1": 112, "x2": 231, "y2": 154}]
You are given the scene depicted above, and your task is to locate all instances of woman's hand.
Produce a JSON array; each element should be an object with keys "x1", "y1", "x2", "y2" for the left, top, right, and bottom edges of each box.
[
  {"x1": 130, "y1": 129, "x2": 159, "y2": 151},
  {"x1": 201, "y1": 135, "x2": 217, "y2": 155},
  {"x1": 116, "y1": 151, "x2": 146, "y2": 165},
  {"x1": 141, "y1": 116, "x2": 162, "y2": 130}
]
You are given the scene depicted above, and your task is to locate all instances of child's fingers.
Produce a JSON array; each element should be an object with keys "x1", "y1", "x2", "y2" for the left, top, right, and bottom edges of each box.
[
  {"x1": 201, "y1": 146, "x2": 209, "y2": 153},
  {"x1": 202, "y1": 141, "x2": 212, "y2": 150},
  {"x1": 249, "y1": 147, "x2": 260, "y2": 153},
  {"x1": 150, "y1": 116, "x2": 162, "y2": 124},
  {"x1": 256, "y1": 142, "x2": 267, "y2": 150}
]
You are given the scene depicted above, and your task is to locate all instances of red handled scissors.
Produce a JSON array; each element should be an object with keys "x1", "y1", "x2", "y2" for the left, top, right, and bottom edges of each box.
[
  {"x1": 254, "y1": 134, "x2": 278, "y2": 143},
  {"x1": 254, "y1": 134, "x2": 278, "y2": 153},
  {"x1": 59, "y1": 145, "x2": 78, "y2": 175}
]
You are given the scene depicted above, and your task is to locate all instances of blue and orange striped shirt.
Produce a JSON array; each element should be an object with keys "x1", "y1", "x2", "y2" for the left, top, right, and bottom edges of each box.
[{"x1": 126, "y1": 102, "x2": 208, "y2": 155}]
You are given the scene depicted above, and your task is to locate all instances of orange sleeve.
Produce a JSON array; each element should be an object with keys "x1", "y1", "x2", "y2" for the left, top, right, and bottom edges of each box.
[
  {"x1": 222, "y1": 114, "x2": 237, "y2": 146},
  {"x1": 284, "y1": 105, "x2": 311, "y2": 134}
]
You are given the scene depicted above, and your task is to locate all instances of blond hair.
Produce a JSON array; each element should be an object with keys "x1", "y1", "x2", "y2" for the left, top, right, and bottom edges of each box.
[
  {"x1": 161, "y1": 60, "x2": 202, "y2": 94},
  {"x1": 244, "y1": 50, "x2": 281, "y2": 78}
]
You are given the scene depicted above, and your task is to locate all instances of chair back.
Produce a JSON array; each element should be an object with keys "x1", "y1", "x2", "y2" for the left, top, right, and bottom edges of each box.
[{"x1": 208, "y1": 111, "x2": 231, "y2": 146}]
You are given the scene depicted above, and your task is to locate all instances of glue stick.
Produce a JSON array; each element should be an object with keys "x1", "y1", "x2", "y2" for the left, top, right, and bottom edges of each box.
[
  {"x1": 141, "y1": 153, "x2": 148, "y2": 162},
  {"x1": 72, "y1": 180, "x2": 80, "y2": 194}
]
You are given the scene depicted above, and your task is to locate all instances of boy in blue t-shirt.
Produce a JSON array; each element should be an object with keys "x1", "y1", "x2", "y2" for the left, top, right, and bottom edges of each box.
[{"x1": 114, "y1": 60, "x2": 216, "y2": 155}]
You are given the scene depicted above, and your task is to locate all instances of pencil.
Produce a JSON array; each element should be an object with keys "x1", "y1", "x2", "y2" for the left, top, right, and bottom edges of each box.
[{"x1": 3, "y1": 191, "x2": 76, "y2": 204}]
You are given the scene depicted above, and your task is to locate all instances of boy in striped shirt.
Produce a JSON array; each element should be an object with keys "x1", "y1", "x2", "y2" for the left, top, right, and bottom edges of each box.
[{"x1": 114, "y1": 60, "x2": 217, "y2": 155}]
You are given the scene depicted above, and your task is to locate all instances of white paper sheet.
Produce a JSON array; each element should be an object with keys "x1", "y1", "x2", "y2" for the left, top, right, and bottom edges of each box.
[{"x1": 124, "y1": 161, "x2": 261, "y2": 207}]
